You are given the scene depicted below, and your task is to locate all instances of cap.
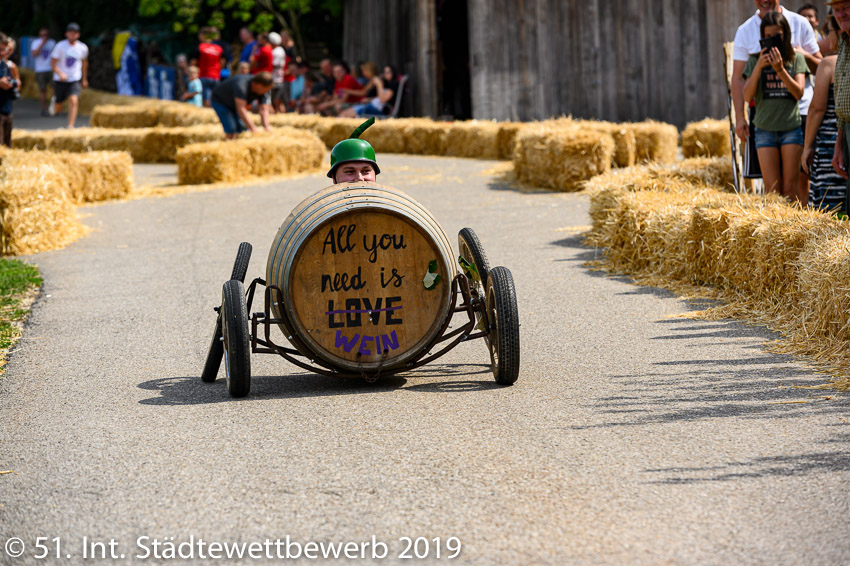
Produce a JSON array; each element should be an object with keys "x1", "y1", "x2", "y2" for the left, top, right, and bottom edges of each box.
[
  {"x1": 268, "y1": 32, "x2": 282, "y2": 46},
  {"x1": 66, "y1": 23, "x2": 80, "y2": 32}
]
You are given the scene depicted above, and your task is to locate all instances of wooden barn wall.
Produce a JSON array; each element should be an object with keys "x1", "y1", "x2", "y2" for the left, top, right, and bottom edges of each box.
[
  {"x1": 468, "y1": 0, "x2": 773, "y2": 126},
  {"x1": 342, "y1": 0, "x2": 826, "y2": 126},
  {"x1": 342, "y1": 0, "x2": 437, "y2": 117}
]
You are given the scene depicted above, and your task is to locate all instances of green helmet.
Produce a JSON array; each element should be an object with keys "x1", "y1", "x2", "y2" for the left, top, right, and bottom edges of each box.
[
  {"x1": 327, "y1": 138, "x2": 381, "y2": 179},
  {"x1": 327, "y1": 117, "x2": 381, "y2": 179}
]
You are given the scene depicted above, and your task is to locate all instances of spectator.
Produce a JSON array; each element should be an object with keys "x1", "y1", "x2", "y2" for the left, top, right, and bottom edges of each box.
[
  {"x1": 287, "y1": 61, "x2": 309, "y2": 112},
  {"x1": 236, "y1": 61, "x2": 251, "y2": 75},
  {"x1": 30, "y1": 28, "x2": 55, "y2": 116},
  {"x1": 339, "y1": 62, "x2": 398, "y2": 118},
  {"x1": 301, "y1": 59, "x2": 334, "y2": 113},
  {"x1": 799, "y1": 3, "x2": 823, "y2": 39},
  {"x1": 803, "y1": 15, "x2": 846, "y2": 211},
  {"x1": 211, "y1": 27, "x2": 232, "y2": 80},
  {"x1": 317, "y1": 61, "x2": 362, "y2": 116},
  {"x1": 181, "y1": 65, "x2": 203, "y2": 107},
  {"x1": 828, "y1": 0, "x2": 850, "y2": 212},
  {"x1": 210, "y1": 71, "x2": 273, "y2": 140},
  {"x1": 238, "y1": 28, "x2": 256, "y2": 64},
  {"x1": 731, "y1": 2, "x2": 820, "y2": 143},
  {"x1": 268, "y1": 32, "x2": 286, "y2": 112},
  {"x1": 174, "y1": 53, "x2": 189, "y2": 102},
  {"x1": 0, "y1": 34, "x2": 21, "y2": 147},
  {"x1": 191, "y1": 27, "x2": 223, "y2": 108},
  {"x1": 743, "y1": 11, "x2": 808, "y2": 201},
  {"x1": 49, "y1": 22, "x2": 89, "y2": 129},
  {"x1": 250, "y1": 33, "x2": 273, "y2": 74}
]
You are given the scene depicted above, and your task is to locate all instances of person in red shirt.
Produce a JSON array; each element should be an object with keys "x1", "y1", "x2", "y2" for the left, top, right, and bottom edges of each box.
[
  {"x1": 317, "y1": 61, "x2": 363, "y2": 115},
  {"x1": 250, "y1": 33, "x2": 274, "y2": 74},
  {"x1": 191, "y1": 27, "x2": 224, "y2": 108}
]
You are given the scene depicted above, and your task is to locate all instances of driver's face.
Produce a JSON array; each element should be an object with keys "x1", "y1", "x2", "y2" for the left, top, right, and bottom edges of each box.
[{"x1": 335, "y1": 162, "x2": 376, "y2": 183}]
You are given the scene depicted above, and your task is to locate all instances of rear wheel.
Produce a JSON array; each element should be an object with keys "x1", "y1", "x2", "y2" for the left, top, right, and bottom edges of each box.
[
  {"x1": 200, "y1": 242, "x2": 253, "y2": 383},
  {"x1": 222, "y1": 279, "x2": 251, "y2": 397},
  {"x1": 486, "y1": 266, "x2": 520, "y2": 385}
]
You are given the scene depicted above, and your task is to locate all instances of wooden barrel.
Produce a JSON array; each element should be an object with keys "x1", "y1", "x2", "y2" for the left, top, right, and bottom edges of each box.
[{"x1": 266, "y1": 182, "x2": 456, "y2": 373}]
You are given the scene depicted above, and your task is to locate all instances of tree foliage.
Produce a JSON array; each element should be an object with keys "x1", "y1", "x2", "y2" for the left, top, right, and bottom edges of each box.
[{"x1": 137, "y1": 0, "x2": 342, "y2": 56}]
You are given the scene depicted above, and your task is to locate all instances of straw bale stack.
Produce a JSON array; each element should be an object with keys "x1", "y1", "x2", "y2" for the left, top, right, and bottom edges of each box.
[
  {"x1": 514, "y1": 123, "x2": 614, "y2": 192},
  {"x1": 0, "y1": 152, "x2": 83, "y2": 255},
  {"x1": 444, "y1": 120, "x2": 502, "y2": 159},
  {"x1": 629, "y1": 120, "x2": 679, "y2": 163},
  {"x1": 268, "y1": 113, "x2": 323, "y2": 130},
  {"x1": 13, "y1": 125, "x2": 223, "y2": 162},
  {"x1": 497, "y1": 122, "x2": 527, "y2": 160},
  {"x1": 795, "y1": 232, "x2": 850, "y2": 343},
  {"x1": 54, "y1": 151, "x2": 134, "y2": 202},
  {"x1": 573, "y1": 120, "x2": 637, "y2": 168},
  {"x1": 395, "y1": 118, "x2": 451, "y2": 155},
  {"x1": 77, "y1": 90, "x2": 144, "y2": 116},
  {"x1": 157, "y1": 104, "x2": 218, "y2": 127},
  {"x1": 362, "y1": 120, "x2": 407, "y2": 154},
  {"x1": 176, "y1": 128, "x2": 326, "y2": 184},
  {"x1": 667, "y1": 157, "x2": 734, "y2": 190},
  {"x1": 681, "y1": 118, "x2": 731, "y2": 158},
  {"x1": 90, "y1": 103, "x2": 161, "y2": 128}
]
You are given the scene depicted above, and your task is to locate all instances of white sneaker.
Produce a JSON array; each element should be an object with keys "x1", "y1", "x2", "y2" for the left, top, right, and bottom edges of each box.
[{"x1": 48, "y1": 96, "x2": 56, "y2": 116}]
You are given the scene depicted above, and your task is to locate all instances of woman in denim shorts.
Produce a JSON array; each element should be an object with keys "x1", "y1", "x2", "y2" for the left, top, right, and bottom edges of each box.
[{"x1": 742, "y1": 11, "x2": 809, "y2": 202}]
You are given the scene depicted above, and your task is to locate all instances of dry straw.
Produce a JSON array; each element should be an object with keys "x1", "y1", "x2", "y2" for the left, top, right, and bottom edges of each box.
[
  {"x1": 681, "y1": 118, "x2": 731, "y2": 158},
  {"x1": 629, "y1": 120, "x2": 679, "y2": 163},
  {"x1": 587, "y1": 161, "x2": 850, "y2": 389},
  {"x1": 444, "y1": 120, "x2": 501, "y2": 159},
  {"x1": 176, "y1": 128, "x2": 326, "y2": 184},
  {"x1": 513, "y1": 122, "x2": 614, "y2": 191}
]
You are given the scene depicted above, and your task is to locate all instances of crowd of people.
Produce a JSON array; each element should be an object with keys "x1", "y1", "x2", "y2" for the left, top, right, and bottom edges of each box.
[
  {"x1": 170, "y1": 26, "x2": 401, "y2": 124},
  {"x1": 0, "y1": 21, "x2": 403, "y2": 146},
  {"x1": 733, "y1": 1, "x2": 850, "y2": 214}
]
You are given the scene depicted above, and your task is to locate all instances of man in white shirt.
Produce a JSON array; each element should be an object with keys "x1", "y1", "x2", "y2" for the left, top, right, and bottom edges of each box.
[
  {"x1": 49, "y1": 22, "x2": 89, "y2": 128},
  {"x1": 30, "y1": 28, "x2": 55, "y2": 116},
  {"x1": 732, "y1": 1, "x2": 822, "y2": 142}
]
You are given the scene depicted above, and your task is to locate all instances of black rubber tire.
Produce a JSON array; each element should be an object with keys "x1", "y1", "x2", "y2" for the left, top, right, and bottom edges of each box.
[
  {"x1": 458, "y1": 228, "x2": 490, "y2": 291},
  {"x1": 486, "y1": 266, "x2": 520, "y2": 385},
  {"x1": 200, "y1": 242, "x2": 253, "y2": 383},
  {"x1": 200, "y1": 317, "x2": 223, "y2": 383},
  {"x1": 222, "y1": 279, "x2": 251, "y2": 398},
  {"x1": 230, "y1": 242, "x2": 253, "y2": 283}
]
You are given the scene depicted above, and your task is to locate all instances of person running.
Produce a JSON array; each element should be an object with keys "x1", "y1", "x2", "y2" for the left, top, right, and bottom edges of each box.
[
  {"x1": 49, "y1": 22, "x2": 89, "y2": 128},
  {"x1": 30, "y1": 28, "x2": 55, "y2": 116}
]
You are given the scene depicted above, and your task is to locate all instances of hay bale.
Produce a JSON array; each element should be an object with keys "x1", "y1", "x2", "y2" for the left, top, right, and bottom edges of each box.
[
  {"x1": 497, "y1": 122, "x2": 527, "y2": 160},
  {"x1": 176, "y1": 128, "x2": 326, "y2": 184},
  {"x1": 395, "y1": 118, "x2": 450, "y2": 155},
  {"x1": 55, "y1": 151, "x2": 134, "y2": 202},
  {"x1": 667, "y1": 157, "x2": 735, "y2": 190},
  {"x1": 362, "y1": 120, "x2": 406, "y2": 154},
  {"x1": 13, "y1": 125, "x2": 223, "y2": 162},
  {"x1": 90, "y1": 104, "x2": 161, "y2": 128},
  {"x1": 444, "y1": 120, "x2": 501, "y2": 159},
  {"x1": 681, "y1": 118, "x2": 731, "y2": 158},
  {"x1": 513, "y1": 123, "x2": 614, "y2": 191},
  {"x1": 795, "y1": 231, "x2": 850, "y2": 342},
  {"x1": 77, "y1": 90, "x2": 145, "y2": 116},
  {"x1": 0, "y1": 153, "x2": 84, "y2": 255},
  {"x1": 629, "y1": 120, "x2": 679, "y2": 163},
  {"x1": 157, "y1": 103, "x2": 218, "y2": 127}
]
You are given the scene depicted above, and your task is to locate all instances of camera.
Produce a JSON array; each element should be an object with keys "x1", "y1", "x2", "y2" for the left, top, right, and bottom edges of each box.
[{"x1": 759, "y1": 34, "x2": 784, "y2": 55}]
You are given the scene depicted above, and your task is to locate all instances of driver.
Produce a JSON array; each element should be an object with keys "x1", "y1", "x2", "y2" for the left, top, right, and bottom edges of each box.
[{"x1": 327, "y1": 117, "x2": 381, "y2": 183}]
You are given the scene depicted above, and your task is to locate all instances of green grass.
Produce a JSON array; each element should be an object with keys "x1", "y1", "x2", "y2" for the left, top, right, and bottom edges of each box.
[{"x1": 0, "y1": 259, "x2": 42, "y2": 359}]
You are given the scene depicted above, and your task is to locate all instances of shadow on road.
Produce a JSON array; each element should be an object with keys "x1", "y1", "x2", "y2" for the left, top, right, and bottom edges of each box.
[{"x1": 138, "y1": 363, "x2": 496, "y2": 404}]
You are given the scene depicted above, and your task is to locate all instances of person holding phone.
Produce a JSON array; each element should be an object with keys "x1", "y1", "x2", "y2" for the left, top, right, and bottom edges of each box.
[{"x1": 743, "y1": 11, "x2": 808, "y2": 202}]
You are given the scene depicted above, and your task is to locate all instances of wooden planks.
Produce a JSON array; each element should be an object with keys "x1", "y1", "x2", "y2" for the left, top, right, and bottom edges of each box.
[{"x1": 342, "y1": 0, "x2": 787, "y2": 128}]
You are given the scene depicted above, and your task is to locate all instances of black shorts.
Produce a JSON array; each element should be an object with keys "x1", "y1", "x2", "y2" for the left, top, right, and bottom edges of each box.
[{"x1": 54, "y1": 80, "x2": 81, "y2": 103}]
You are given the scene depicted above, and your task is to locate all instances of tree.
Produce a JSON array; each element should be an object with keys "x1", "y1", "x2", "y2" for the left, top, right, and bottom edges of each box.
[{"x1": 137, "y1": 0, "x2": 342, "y2": 58}]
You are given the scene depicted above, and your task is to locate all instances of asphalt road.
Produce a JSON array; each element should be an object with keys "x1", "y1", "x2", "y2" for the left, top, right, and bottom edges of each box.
[{"x1": 1, "y1": 154, "x2": 848, "y2": 565}]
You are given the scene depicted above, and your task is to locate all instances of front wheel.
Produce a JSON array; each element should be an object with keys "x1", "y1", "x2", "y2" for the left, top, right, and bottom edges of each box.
[
  {"x1": 222, "y1": 279, "x2": 251, "y2": 397},
  {"x1": 486, "y1": 266, "x2": 520, "y2": 385}
]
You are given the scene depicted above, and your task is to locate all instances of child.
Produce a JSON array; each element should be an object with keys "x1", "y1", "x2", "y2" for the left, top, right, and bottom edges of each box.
[
  {"x1": 181, "y1": 65, "x2": 203, "y2": 107},
  {"x1": 743, "y1": 11, "x2": 808, "y2": 203},
  {"x1": 0, "y1": 34, "x2": 21, "y2": 147}
]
